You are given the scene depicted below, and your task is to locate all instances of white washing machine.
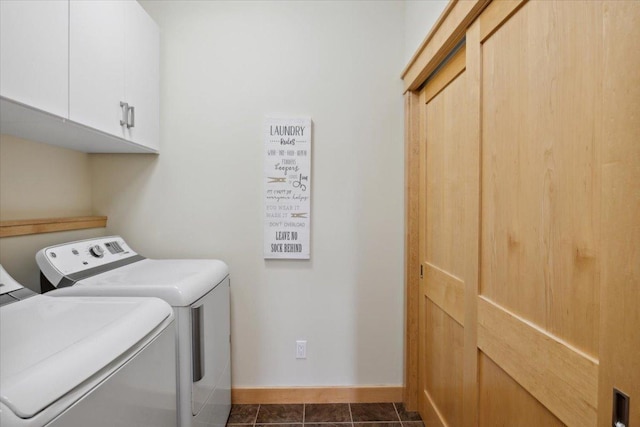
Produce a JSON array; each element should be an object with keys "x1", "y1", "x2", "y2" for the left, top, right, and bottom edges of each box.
[
  {"x1": 36, "y1": 236, "x2": 231, "y2": 427},
  {"x1": 0, "y1": 265, "x2": 177, "y2": 427}
]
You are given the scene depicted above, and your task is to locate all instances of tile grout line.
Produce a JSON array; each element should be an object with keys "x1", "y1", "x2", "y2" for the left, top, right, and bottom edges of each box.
[
  {"x1": 393, "y1": 402, "x2": 402, "y2": 425},
  {"x1": 249, "y1": 424, "x2": 353, "y2": 426},
  {"x1": 229, "y1": 403, "x2": 417, "y2": 427},
  {"x1": 303, "y1": 423, "x2": 354, "y2": 425},
  {"x1": 253, "y1": 404, "x2": 260, "y2": 427},
  {"x1": 244, "y1": 424, "x2": 355, "y2": 426}
]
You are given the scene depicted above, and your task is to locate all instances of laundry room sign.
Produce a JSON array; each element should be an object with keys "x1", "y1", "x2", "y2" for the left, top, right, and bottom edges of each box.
[{"x1": 264, "y1": 116, "x2": 311, "y2": 259}]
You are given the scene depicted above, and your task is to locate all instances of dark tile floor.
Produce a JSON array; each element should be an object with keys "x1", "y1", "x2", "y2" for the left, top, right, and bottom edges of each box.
[{"x1": 227, "y1": 403, "x2": 423, "y2": 427}]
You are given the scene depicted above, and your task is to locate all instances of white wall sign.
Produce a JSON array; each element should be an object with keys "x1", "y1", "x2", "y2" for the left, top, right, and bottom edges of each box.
[{"x1": 264, "y1": 117, "x2": 311, "y2": 259}]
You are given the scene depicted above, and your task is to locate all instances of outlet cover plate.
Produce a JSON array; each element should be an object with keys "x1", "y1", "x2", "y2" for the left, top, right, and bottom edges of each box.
[{"x1": 296, "y1": 340, "x2": 307, "y2": 359}]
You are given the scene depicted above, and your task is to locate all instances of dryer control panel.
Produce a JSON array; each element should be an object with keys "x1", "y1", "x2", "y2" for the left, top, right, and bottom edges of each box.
[{"x1": 37, "y1": 236, "x2": 140, "y2": 284}]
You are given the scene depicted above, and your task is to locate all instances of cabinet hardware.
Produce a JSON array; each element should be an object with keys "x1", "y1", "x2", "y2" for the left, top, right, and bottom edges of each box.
[
  {"x1": 127, "y1": 105, "x2": 135, "y2": 128},
  {"x1": 120, "y1": 101, "x2": 128, "y2": 126}
]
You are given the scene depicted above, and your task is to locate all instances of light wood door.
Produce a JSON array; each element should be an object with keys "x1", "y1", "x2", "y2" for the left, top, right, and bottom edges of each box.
[
  {"x1": 474, "y1": 1, "x2": 638, "y2": 425},
  {"x1": 476, "y1": 1, "x2": 600, "y2": 425},
  {"x1": 418, "y1": 46, "x2": 479, "y2": 427},
  {"x1": 598, "y1": 1, "x2": 640, "y2": 426},
  {"x1": 411, "y1": 1, "x2": 640, "y2": 426}
]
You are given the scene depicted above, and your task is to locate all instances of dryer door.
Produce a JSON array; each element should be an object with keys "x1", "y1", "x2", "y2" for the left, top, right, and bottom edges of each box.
[{"x1": 191, "y1": 278, "x2": 230, "y2": 417}]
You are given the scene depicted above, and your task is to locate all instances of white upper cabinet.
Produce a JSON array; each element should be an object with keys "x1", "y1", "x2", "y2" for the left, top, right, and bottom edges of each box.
[
  {"x1": 124, "y1": 1, "x2": 160, "y2": 151},
  {"x1": 0, "y1": 1, "x2": 69, "y2": 118},
  {"x1": 0, "y1": 0, "x2": 159, "y2": 153},
  {"x1": 69, "y1": 0, "x2": 127, "y2": 140},
  {"x1": 69, "y1": 0, "x2": 159, "y2": 150}
]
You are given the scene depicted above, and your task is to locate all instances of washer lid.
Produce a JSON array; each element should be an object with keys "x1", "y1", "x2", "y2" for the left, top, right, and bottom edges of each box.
[
  {"x1": 0, "y1": 265, "x2": 23, "y2": 295},
  {"x1": 0, "y1": 295, "x2": 172, "y2": 419},
  {"x1": 54, "y1": 259, "x2": 229, "y2": 307}
]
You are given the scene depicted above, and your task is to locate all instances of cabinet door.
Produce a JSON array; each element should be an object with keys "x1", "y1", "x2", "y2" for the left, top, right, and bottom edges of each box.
[
  {"x1": 0, "y1": 0, "x2": 68, "y2": 118},
  {"x1": 124, "y1": 0, "x2": 160, "y2": 150},
  {"x1": 69, "y1": 0, "x2": 126, "y2": 139}
]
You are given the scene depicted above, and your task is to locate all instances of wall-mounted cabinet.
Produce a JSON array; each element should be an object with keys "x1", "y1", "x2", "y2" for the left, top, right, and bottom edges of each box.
[
  {"x1": 0, "y1": 1, "x2": 68, "y2": 119},
  {"x1": 123, "y1": 1, "x2": 160, "y2": 150},
  {"x1": 70, "y1": 0, "x2": 159, "y2": 151},
  {"x1": 0, "y1": 0, "x2": 159, "y2": 153}
]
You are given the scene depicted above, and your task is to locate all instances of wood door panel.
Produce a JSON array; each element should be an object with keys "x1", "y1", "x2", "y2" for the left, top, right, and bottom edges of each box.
[
  {"x1": 424, "y1": 47, "x2": 466, "y2": 104},
  {"x1": 420, "y1": 60, "x2": 471, "y2": 427},
  {"x1": 425, "y1": 71, "x2": 468, "y2": 278},
  {"x1": 425, "y1": 263, "x2": 464, "y2": 327},
  {"x1": 598, "y1": 2, "x2": 640, "y2": 425},
  {"x1": 424, "y1": 298, "x2": 464, "y2": 427},
  {"x1": 478, "y1": 0, "x2": 525, "y2": 43},
  {"x1": 478, "y1": 297, "x2": 597, "y2": 426},
  {"x1": 404, "y1": 91, "x2": 421, "y2": 410},
  {"x1": 479, "y1": 0, "x2": 601, "y2": 357},
  {"x1": 479, "y1": 352, "x2": 565, "y2": 427}
]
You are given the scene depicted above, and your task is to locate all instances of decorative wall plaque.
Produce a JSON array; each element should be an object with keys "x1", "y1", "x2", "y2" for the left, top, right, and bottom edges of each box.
[{"x1": 264, "y1": 117, "x2": 311, "y2": 259}]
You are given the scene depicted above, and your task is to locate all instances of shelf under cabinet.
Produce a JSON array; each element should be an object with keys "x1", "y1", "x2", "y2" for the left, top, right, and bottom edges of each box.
[{"x1": 0, "y1": 216, "x2": 108, "y2": 238}]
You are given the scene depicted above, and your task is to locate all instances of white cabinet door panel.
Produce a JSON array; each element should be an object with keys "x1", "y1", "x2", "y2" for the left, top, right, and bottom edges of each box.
[
  {"x1": 1, "y1": 0, "x2": 159, "y2": 153},
  {"x1": 0, "y1": 0, "x2": 68, "y2": 118},
  {"x1": 69, "y1": 0, "x2": 126, "y2": 139},
  {"x1": 124, "y1": 0, "x2": 160, "y2": 150}
]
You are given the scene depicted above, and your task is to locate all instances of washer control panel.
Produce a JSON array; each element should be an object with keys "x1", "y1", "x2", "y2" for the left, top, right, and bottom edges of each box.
[{"x1": 40, "y1": 236, "x2": 138, "y2": 276}]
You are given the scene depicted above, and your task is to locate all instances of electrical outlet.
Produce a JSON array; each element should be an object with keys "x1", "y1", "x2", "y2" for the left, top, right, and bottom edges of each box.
[{"x1": 296, "y1": 340, "x2": 307, "y2": 359}]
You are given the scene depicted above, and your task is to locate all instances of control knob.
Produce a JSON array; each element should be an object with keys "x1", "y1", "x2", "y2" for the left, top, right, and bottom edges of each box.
[{"x1": 89, "y1": 245, "x2": 104, "y2": 258}]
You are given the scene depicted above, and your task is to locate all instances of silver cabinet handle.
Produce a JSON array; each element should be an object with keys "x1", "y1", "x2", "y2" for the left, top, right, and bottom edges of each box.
[
  {"x1": 191, "y1": 305, "x2": 204, "y2": 382},
  {"x1": 127, "y1": 105, "x2": 135, "y2": 128},
  {"x1": 120, "y1": 101, "x2": 128, "y2": 126}
]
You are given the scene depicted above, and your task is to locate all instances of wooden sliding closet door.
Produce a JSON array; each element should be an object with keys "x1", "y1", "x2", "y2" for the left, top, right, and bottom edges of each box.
[
  {"x1": 473, "y1": 1, "x2": 637, "y2": 425},
  {"x1": 408, "y1": 1, "x2": 640, "y2": 425},
  {"x1": 476, "y1": 1, "x2": 600, "y2": 425},
  {"x1": 418, "y1": 45, "x2": 479, "y2": 427}
]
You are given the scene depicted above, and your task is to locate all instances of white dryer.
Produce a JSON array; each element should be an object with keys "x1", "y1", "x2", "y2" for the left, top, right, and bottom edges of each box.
[
  {"x1": 36, "y1": 236, "x2": 231, "y2": 427},
  {"x1": 0, "y1": 265, "x2": 177, "y2": 427}
]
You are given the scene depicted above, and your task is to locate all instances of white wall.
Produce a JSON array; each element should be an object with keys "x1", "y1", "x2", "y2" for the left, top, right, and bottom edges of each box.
[
  {"x1": 0, "y1": 134, "x2": 92, "y2": 219},
  {"x1": 0, "y1": 0, "x2": 446, "y2": 388},
  {"x1": 404, "y1": 0, "x2": 448, "y2": 65},
  {"x1": 90, "y1": 1, "x2": 406, "y2": 387},
  {"x1": 0, "y1": 134, "x2": 105, "y2": 290}
]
